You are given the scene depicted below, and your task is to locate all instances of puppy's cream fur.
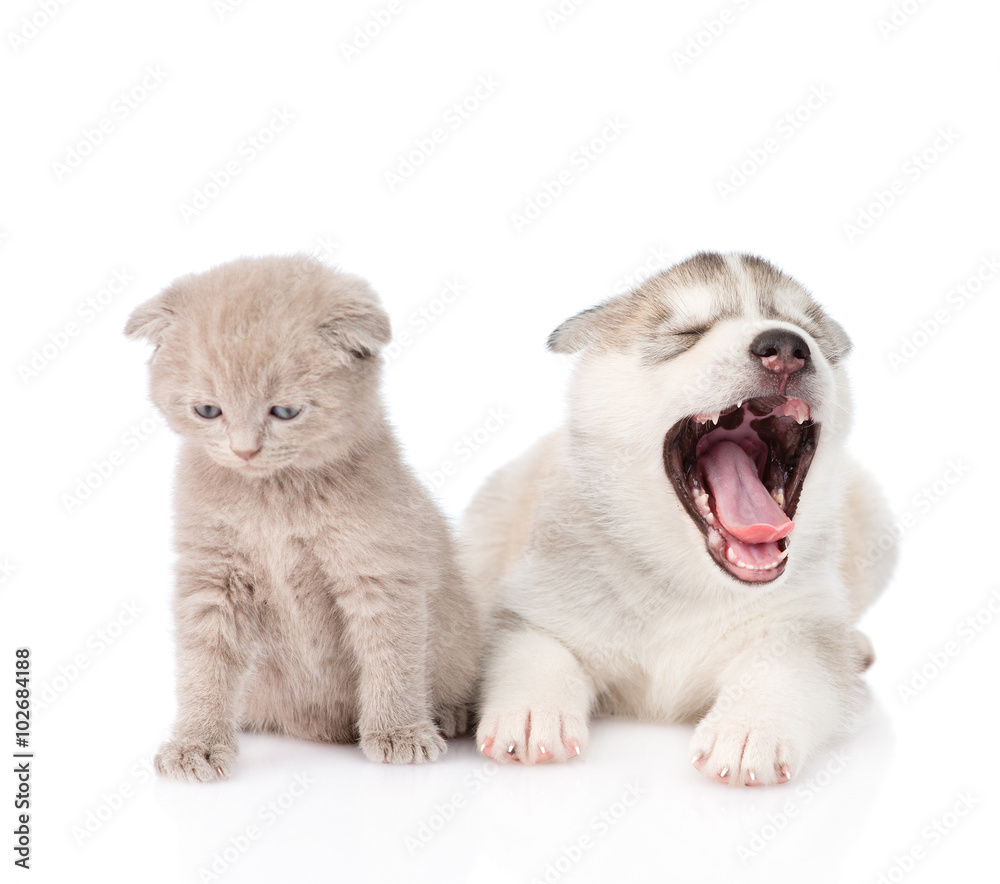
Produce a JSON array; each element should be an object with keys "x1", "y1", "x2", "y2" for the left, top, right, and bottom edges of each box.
[
  {"x1": 467, "y1": 252, "x2": 895, "y2": 785},
  {"x1": 126, "y1": 255, "x2": 481, "y2": 780}
]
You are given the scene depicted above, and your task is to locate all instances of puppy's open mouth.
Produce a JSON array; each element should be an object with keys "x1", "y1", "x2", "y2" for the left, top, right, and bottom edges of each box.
[{"x1": 663, "y1": 396, "x2": 819, "y2": 584}]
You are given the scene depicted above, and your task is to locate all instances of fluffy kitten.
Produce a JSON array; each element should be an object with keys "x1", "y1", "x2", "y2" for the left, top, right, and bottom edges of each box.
[{"x1": 125, "y1": 255, "x2": 481, "y2": 780}]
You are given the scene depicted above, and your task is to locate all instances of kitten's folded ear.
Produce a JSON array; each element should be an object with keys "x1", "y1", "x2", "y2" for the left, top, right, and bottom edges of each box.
[
  {"x1": 124, "y1": 284, "x2": 181, "y2": 345},
  {"x1": 317, "y1": 275, "x2": 392, "y2": 361}
]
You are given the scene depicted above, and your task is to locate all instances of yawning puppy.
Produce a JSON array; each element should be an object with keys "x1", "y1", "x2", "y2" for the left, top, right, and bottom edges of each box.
[{"x1": 467, "y1": 252, "x2": 895, "y2": 785}]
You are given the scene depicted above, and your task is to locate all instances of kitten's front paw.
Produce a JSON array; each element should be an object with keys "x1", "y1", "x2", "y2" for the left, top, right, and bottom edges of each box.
[
  {"x1": 690, "y1": 715, "x2": 799, "y2": 787},
  {"x1": 360, "y1": 722, "x2": 446, "y2": 764},
  {"x1": 477, "y1": 708, "x2": 587, "y2": 764},
  {"x1": 436, "y1": 703, "x2": 470, "y2": 739},
  {"x1": 154, "y1": 740, "x2": 236, "y2": 783}
]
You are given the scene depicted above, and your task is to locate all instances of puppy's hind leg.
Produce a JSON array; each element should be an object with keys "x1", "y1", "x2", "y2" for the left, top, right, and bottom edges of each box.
[
  {"x1": 477, "y1": 627, "x2": 594, "y2": 765},
  {"x1": 839, "y1": 459, "x2": 897, "y2": 621},
  {"x1": 839, "y1": 459, "x2": 897, "y2": 672}
]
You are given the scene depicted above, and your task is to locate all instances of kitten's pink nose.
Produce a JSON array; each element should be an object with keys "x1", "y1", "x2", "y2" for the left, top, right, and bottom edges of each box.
[{"x1": 231, "y1": 447, "x2": 261, "y2": 462}]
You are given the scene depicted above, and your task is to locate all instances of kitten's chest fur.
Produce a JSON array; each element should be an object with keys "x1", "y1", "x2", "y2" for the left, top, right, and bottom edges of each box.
[
  {"x1": 178, "y1": 447, "x2": 354, "y2": 606},
  {"x1": 233, "y1": 479, "x2": 350, "y2": 607},
  {"x1": 232, "y1": 493, "x2": 314, "y2": 594}
]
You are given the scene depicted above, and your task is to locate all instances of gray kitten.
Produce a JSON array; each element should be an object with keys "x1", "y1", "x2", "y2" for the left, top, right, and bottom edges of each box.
[{"x1": 125, "y1": 255, "x2": 482, "y2": 780}]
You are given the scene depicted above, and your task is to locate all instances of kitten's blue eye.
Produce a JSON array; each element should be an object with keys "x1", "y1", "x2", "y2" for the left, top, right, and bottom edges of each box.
[
  {"x1": 270, "y1": 406, "x2": 301, "y2": 420},
  {"x1": 194, "y1": 405, "x2": 222, "y2": 419}
]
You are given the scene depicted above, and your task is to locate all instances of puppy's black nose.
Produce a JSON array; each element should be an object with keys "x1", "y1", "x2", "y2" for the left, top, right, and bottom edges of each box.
[{"x1": 750, "y1": 329, "x2": 810, "y2": 378}]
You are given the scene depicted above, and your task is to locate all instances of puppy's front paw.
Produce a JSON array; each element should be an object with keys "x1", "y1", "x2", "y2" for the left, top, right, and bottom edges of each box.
[
  {"x1": 360, "y1": 722, "x2": 446, "y2": 764},
  {"x1": 154, "y1": 740, "x2": 236, "y2": 783},
  {"x1": 690, "y1": 715, "x2": 800, "y2": 787},
  {"x1": 477, "y1": 708, "x2": 587, "y2": 764}
]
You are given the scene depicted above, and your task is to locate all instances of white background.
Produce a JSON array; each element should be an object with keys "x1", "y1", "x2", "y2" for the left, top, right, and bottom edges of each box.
[{"x1": 2, "y1": 0, "x2": 998, "y2": 882}]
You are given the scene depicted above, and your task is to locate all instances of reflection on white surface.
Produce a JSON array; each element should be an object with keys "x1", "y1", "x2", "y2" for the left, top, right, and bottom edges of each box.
[{"x1": 47, "y1": 695, "x2": 899, "y2": 883}]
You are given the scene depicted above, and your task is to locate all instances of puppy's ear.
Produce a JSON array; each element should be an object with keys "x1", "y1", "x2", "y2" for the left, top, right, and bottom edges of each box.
[
  {"x1": 124, "y1": 283, "x2": 182, "y2": 345},
  {"x1": 317, "y1": 275, "x2": 392, "y2": 361},
  {"x1": 823, "y1": 315, "x2": 853, "y2": 363},
  {"x1": 547, "y1": 293, "x2": 638, "y2": 354}
]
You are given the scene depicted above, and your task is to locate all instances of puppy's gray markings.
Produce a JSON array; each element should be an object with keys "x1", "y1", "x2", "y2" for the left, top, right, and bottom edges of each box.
[
  {"x1": 467, "y1": 251, "x2": 895, "y2": 785},
  {"x1": 126, "y1": 255, "x2": 482, "y2": 781}
]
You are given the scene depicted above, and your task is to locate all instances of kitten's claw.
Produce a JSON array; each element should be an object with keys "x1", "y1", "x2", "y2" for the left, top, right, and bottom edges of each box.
[
  {"x1": 360, "y1": 722, "x2": 446, "y2": 764},
  {"x1": 154, "y1": 740, "x2": 236, "y2": 783}
]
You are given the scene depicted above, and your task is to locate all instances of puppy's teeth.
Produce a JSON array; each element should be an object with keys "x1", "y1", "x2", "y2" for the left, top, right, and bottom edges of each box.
[
  {"x1": 771, "y1": 490, "x2": 785, "y2": 507},
  {"x1": 706, "y1": 513, "x2": 715, "y2": 524},
  {"x1": 727, "y1": 547, "x2": 738, "y2": 564}
]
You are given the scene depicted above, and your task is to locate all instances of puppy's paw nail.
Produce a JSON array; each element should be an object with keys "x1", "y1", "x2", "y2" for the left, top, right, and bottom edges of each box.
[
  {"x1": 507, "y1": 742, "x2": 516, "y2": 755},
  {"x1": 691, "y1": 716, "x2": 800, "y2": 787}
]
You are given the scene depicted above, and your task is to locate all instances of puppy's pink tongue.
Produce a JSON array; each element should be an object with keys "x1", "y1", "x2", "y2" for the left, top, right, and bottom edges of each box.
[{"x1": 700, "y1": 441, "x2": 794, "y2": 544}]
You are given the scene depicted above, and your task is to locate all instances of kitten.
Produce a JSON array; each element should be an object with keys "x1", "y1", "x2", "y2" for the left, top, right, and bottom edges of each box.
[{"x1": 125, "y1": 255, "x2": 481, "y2": 780}]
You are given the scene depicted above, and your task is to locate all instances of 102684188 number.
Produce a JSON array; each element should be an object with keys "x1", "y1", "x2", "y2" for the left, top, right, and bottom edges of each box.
[{"x1": 15, "y1": 648, "x2": 30, "y2": 747}]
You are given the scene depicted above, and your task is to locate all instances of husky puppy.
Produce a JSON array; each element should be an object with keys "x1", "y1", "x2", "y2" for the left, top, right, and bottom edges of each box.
[{"x1": 467, "y1": 252, "x2": 895, "y2": 785}]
